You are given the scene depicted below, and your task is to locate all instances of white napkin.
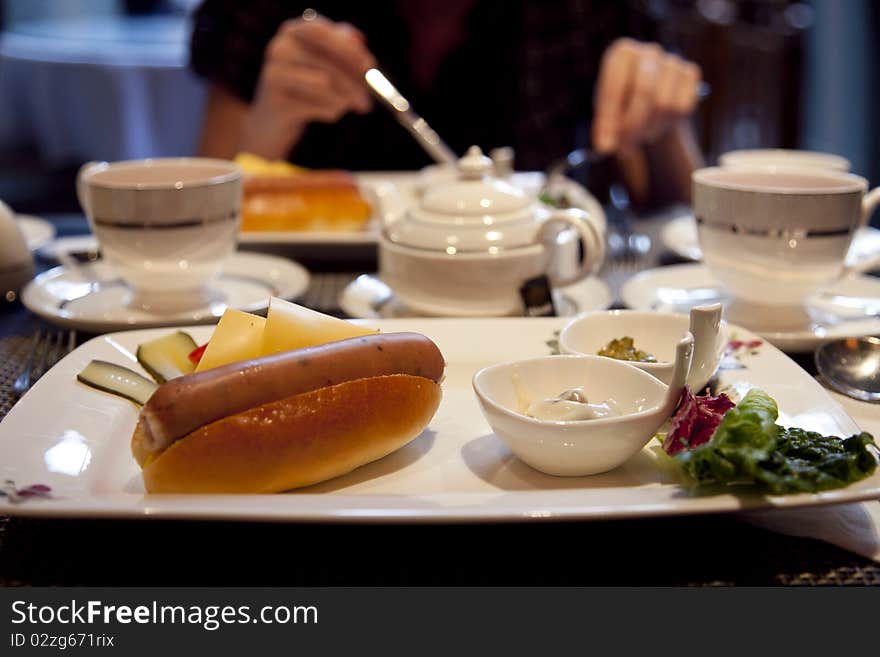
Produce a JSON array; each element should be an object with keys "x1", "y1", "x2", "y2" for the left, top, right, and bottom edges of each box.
[{"x1": 738, "y1": 391, "x2": 880, "y2": 562}]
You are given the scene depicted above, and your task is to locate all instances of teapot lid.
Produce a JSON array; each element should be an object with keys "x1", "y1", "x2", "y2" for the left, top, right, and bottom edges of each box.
[
  {"x1": 386, "y1": 146, "x2": 546, "y2": 252},
  {"x1": 420, "y1": 146, "x2": 530, "y2": 216}
]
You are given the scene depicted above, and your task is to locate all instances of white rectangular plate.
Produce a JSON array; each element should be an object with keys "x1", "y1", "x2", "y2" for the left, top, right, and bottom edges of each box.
[{"x1": 1, "y1": 318, "x2": 877, "y2": 522}]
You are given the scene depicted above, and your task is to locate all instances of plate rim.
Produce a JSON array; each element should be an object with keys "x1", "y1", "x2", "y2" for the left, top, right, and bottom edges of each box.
[{"x1": 660, "y1": 212, "x2": 701, "y2": 261}]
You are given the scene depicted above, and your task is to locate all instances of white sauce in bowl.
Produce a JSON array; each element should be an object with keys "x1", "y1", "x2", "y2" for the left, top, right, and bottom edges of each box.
[{"x1": 524, "y1": 386, "x2": 621, "y2": 422}]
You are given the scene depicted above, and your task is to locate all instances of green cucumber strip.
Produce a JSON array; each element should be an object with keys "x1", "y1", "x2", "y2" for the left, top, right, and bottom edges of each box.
[
  {"x1": 76, "y1": 360, "x2": 158, "y2": 406},
  {"x1": 136, "y1": 331, "x2": 198, "y2": 383}
]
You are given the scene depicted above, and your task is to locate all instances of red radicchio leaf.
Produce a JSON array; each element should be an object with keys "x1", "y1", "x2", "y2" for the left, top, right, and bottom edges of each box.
[{"x1": 662, "y1": 386, "x2": 735, "y2": 456}]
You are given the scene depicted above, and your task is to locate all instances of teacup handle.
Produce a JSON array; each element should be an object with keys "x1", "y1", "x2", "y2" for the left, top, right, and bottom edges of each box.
[
  {"x1": 537, "y1": 207, "x2": 606, "y2": 286},
  {"x1": 76, "y1": 161, "x2": 104, "y2": 220},
  {"x1": 844, "y1": 186, "x2": 880, "y2": 274}
]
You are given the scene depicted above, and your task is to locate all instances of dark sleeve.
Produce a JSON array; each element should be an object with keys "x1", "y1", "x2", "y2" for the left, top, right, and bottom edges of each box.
[
  {"x1": 512, "y1": 0, "x2": 631, "y2": 170},
  {"x1": 190, "y1": 0, "x2": 299, "y2": 102}
]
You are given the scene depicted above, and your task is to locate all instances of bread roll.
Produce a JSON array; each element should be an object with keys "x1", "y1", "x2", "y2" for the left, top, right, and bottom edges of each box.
[{"x1": 141, "y1": 374, "x2": 441, "y2": 494}]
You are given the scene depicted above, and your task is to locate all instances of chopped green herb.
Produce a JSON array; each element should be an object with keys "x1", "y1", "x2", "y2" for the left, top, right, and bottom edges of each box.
[
  {"x1": 598, "y1": 336, "x2": 657, "y2": 363},
  {"x1": 677, "y1": 389, "x2": 877, "y2": 494}
]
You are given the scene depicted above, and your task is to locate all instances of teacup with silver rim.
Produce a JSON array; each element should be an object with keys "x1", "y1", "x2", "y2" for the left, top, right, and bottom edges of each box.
[
  {"x1": 692, "y1": 166, "x2": 880, "y2": 330},
  {"x1": 77, "y1": 158, "x2": 242, "y2": 312}
]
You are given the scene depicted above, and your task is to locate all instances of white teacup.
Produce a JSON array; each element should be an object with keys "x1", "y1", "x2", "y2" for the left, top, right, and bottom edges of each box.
[
  {"x1": 719, "y1": 149, "x2": 850, "y2": 172},
  {"x1": 77, "y1": 158, "x2": 242, "y2": 312},
  {"x1": 692, "y1": 166, "x2": 880, "y2": 329}
]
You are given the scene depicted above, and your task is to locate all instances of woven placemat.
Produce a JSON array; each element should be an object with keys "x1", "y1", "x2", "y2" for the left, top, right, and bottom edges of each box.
[
  {"x1": 297, "y1": 272, "x2": 359, "y2": 316},
  {"x1": 0, "y1": 333, "x2": 41, "y2": 419}
]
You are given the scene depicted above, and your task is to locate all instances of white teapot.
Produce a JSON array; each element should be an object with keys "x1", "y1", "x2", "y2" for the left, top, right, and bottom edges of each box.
[{"x1": 379, "y1": 146, "x2": 605, "y2": 316}]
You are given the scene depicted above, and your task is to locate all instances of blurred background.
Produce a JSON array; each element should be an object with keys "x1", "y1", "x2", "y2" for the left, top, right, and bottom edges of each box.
[{"x1": 0, "y1": 0, "x2": 877, "y2": 216}]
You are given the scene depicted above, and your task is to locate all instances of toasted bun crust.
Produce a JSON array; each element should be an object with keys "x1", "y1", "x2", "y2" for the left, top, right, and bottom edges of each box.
[{"x1": 140, "y1": 374, "x2": 442, "y2": 494}]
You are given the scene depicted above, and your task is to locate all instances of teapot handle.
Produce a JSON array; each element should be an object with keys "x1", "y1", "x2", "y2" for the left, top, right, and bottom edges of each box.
[
  {"x1": 537, "y1": 208, "x2": 605, "y2": 286},
  {"x1": 364, "y1": 180, "x2": 408, "y2": 230}
]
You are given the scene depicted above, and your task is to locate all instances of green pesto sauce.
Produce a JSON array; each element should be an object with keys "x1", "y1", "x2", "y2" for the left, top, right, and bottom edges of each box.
[{"x1": 597, "y1": 336, "x2": 657, "y2": 363}]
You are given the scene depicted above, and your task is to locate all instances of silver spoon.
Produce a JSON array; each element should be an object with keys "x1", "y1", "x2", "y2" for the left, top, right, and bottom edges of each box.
[{"x1": 815, "y1": 336, "x2": 880, "y2": 403}]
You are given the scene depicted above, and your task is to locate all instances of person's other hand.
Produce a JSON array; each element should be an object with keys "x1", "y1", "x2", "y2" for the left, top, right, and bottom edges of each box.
[
  {"x1": 592, "y1": 38, "x2": 701, "y2": 154},
  {"x1": 242, "y1": 15, "x2": 376, "y2": 154}
]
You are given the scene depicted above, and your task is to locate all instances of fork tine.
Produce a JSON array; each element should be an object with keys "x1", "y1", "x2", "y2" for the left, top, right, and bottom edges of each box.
[
  {"x1": 66, "y1": 329, "x2": 77, "y2": 355},
  {"x1": 43, "y1": 331, "x2": 72, "y2": 379},
  {"x1": 16, "y1": 330, "x2": 78, "y2": 396},
  {"x1": 32, "y1": 331, "x2": 60, "y2": 382},
  {"x1": 12, "y1": 329, "x2": 44, "y2": 395}
]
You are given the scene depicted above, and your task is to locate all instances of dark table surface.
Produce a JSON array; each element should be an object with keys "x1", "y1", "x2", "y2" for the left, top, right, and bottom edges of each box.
[{"x1": 1, "y1": 210, "x2": 878, "y2": 587}]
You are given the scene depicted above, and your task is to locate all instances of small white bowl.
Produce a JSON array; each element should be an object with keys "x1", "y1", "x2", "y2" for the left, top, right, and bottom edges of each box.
[
  {"x1": 558, "y1": 305, "x2": 725, "y2": 392},
  {"x1": 472, "y1": 335, "x2": 692, "y2": 476}
]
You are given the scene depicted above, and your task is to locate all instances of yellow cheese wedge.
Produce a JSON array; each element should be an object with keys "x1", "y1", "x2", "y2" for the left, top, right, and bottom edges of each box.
[
  {"x1": 195, "y1": 309, "x2": 266, "y2": 372},
  {"x1": 260, "y1": 297, "x2": 377, "y2": 356}
]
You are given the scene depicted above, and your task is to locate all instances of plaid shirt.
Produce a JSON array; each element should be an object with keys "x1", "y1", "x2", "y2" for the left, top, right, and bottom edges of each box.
[{"x1": 191, "y1": 0, "x2": 630, "y2": 170}]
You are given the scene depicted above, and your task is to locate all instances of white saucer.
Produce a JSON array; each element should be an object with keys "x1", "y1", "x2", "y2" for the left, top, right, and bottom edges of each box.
[
  {"x1": 16, "y1": 215, "x2": 56, "y2": 252},
  {"x1": 620, "y1": 263, "x2": 880, "y2": 352},
  {"x1": 21, "y1": 252, "x2": 310, "y2": 332},
  {"x1": 339, "y1": 274, "x2": 613, "y2": 319},
  {"x1": 661, "y1": 212, "x2": 880, "y2": 272}
]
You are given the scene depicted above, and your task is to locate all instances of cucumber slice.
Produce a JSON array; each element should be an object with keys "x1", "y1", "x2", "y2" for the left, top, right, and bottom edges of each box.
[
  {"x1": 136, "y1": 331, "x2": 198, "y2": 383},
  {"x1": 77, "y1": 360, "x2": 158, "y2": 406}
]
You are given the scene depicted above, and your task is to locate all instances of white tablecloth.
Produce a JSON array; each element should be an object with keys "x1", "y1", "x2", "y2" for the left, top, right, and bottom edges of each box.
[{"x1": 0, "y1": 15, "x2": 206, "y2": 165}]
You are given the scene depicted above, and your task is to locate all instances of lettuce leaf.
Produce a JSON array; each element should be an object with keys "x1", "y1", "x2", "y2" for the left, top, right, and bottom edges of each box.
[{"x1": 677, "y1": 389, "x2": 878, "y2": 493}]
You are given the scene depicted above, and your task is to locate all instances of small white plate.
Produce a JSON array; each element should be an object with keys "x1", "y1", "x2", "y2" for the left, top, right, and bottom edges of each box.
[
  {"x1": 661, "y1": 212, "x2": 880, "y2": 272},
  {"x1": 621, "y1": 263, "x2": 880, "y2": 352},
  {"x1": 16, "y1": 215, "x2": 56, "y2": 252},
  {"x1": 339, "y1": 274, "x2": 613, "y2": 319},
  {"x1": 21, "y1": 252, "x2": 310, "y2": 332},
  {"x1": 0, "y1": 317, "x2": 876, "y2": 522}
]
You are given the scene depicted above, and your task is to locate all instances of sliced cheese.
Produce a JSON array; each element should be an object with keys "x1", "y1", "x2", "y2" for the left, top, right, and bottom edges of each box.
[
  {"x1": 260, "y1": 296, "x2": 377, "y2": 356},
  {"x1": 195, "y1": 309, "x2": 266, "y2": 372}
]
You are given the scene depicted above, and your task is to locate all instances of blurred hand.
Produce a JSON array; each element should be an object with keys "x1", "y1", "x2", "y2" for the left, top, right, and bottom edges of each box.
[
  {"x1": 241, "y1": 15, "x2": 376, "y2": 155},
  {"x1": 592, "y1": 38, "x2": 701, "y2": 155}
]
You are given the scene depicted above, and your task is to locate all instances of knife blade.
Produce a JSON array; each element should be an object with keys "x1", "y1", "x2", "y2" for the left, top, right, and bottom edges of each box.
[{"x1": 364, "y1": 67, "x2": 458, "y2": 166}]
